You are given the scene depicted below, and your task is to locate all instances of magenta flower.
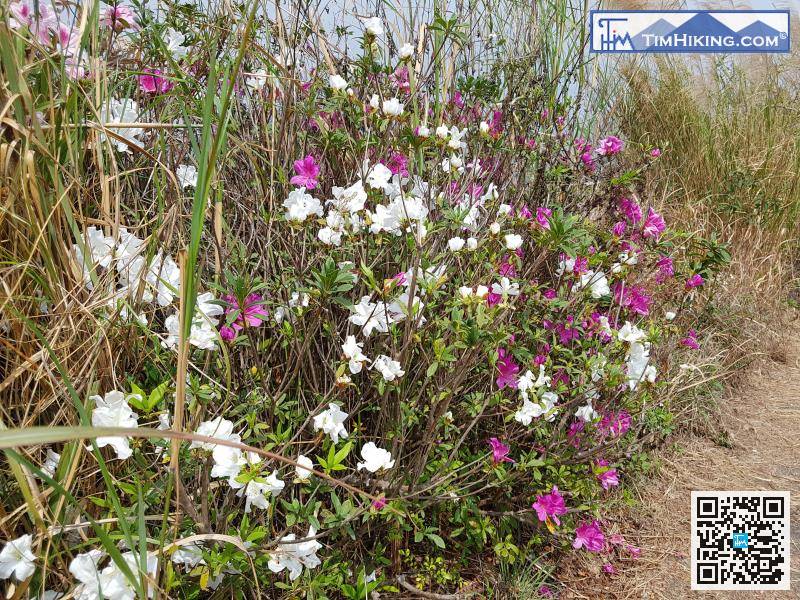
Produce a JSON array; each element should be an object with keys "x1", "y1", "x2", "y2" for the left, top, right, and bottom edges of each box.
[
  {"x1": 100, "y1": 4, "x2": 139, "y2": 31},
  {"x1": 371, "y1": 496, "x2": 387, "y2": 510},
  {"x1": 602, "y1": 563, "x2": 616, "y2": 574},
  {"x1": 496, "y1": 348, "x2": 519, "y2": 389},
  {"x1": 685, "y1": 274, "x2": 704, "y2": 289},
  {"x1": 290, "y1": 155, "x2": 320, "y2": 190},
  {"x1": 655, "y1": 256, "x2": 674, "y2": 283},
  {"x1": 598, "y1": 410, "x2": 631, "y2": 438},
  {"x1": 650, "y1": 148, "x2": 661, "y2": 158},
  {"x1": 611, "y1": 221, "x2": 626, "y2": 237},
  {"x1": 642, "y1": 208, "x2": 666, "y2": 240},
  {"x1": 681, "y1": 329, "x2": 700, "y2": 350},
  {"x1": 488, "y1": 437, "x2": 513, "y2": 464},
  {"x1": 618, "y1": 197, "x2": 642, "y2": 223},
  {"x1": 538, "y1": 586, "x2": 554, "y2": 599},
  {"x1": 613, "y1": 283, "x2": 651, "y2": 316},
  {"x1": 596, "y1": 135, "x2": 624, "y2": 156},
  {"x1": 532, "y1": 486, "x2": 567, "y2": 526},
  {"x1": 596, "y1": 459, "x2": 620, "y2": 490},
  {"x1": 220, "y1": 293, "x2": 268, "y2": 341},
  {"x1": 9, "y1": 0, "x2": 58, "y2": 44},
  {"x1": 138, "y1": 69, "x2": 173, "y2": 94},
  {"x1": 386, "y1": 151, "x2": 409, "y2": 176},
  {"x1": 573, "y1": 520, "x2": 605, "y2": 552},
  {"x1": 536, "y1": 207, "x2": 552, "y2": 229}
]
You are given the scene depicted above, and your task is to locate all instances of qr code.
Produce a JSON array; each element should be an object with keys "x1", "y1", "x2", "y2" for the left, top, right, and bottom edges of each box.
[{"x1": 691, "y1": 491, "x2": 791, "y2": 590}]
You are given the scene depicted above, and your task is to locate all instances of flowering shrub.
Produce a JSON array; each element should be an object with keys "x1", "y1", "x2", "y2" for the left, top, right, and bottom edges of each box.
[{"x1": 0, "y1": 1, "x2": 729, "y2": 597}]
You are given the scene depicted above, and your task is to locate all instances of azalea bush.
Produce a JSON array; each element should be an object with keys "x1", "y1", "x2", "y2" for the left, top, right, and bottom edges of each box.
[{"x1": 0, "y1": 0, "x2": 728, "y2": 597}]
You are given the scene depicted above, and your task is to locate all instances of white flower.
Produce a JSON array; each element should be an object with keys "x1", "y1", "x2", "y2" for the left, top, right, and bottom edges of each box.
[
  {"x1": 268, "y1": 527, "x2": 322, "y2": 581},
  {"x1": 665, "y1": 310, "x2": 676, "y2": 321},
  {"x1": 498, "y1": 203, "x2": 512, "y2": 216},
  {"x1": 210, "y1": 445, "x2": 248, "y2": 481},
  {"x1": 518, "y1": 365, "x2": 551, "y2": 400},
  {"x1": 490, "y1": 277, "x2": 520, "y2": 298},
  {"x1": 466, "y1": 237, "x2": 478, "y2": 250},
  {"x1": 619, "y1": 250, "x2": 638, "y2": 266},
  {"x1": 70, "y1": 549, "x2": 104, "y2": 600},
  {"x1": 579, "y1": 270, "x2": 610, "y2": 298},
  {"x1": 475, "y1": 285, "x2": 489, "y2": 298},
  {"x1": 172, "y1": 544, "x2": 204, "y2": 568},
  {"x1": 356, "y1": 442, "x2": 395, "y2": 472},
  {"x1": 382, "y1": 97, "x2": 404, "y2": 116},
  {"x1": 91, "y1": 390, "x2": 139, "y2": 460},
  {"x1": 98, "y1": 552, "x2": 157, "y2": 600},
  {"x1": 295, "y1": 455, "x2": 313, "y2": 481},
  {"x1": 191, "y1": 417, "x2": 240, "y2": 450},
  {"x1": 284, "y1": 187, "x2": 323, "y2": 222},
  {"x1": 399, "y1": 42, "x2": 414, "y2": 59},
  {"x1": 176, "y1": 164, "x2": 198, "y2": 189},
  {"x1": 458, "y1": 286, "x2": 473, "y2": 298},
  {"x1": 448, "y1": 127, "x2": 467, "y2": 151},
  {"x1": 575, "y1": 402, "x2": 598, "y2": 422},
  {"x1": 504, "y1": 233, "x2": 523, "y2": 250},
  {"x1": 0, "y1": 535, "x2": 35, "y2": 581},
  {"x1": 245, "y1": 68, "x2": 270, "y2": 92},
  {"x1": 318, "y1": 225, "x2": 342, "y2": 246},
  {"x1": 366, "y1": 164, "x2": 393, "y2": 191},
  {"x1": 329, "y1": 74, "x2": 347, "y2": 90},
  {"x1": 435, "y1": 124, "x2": 449, "y2": 138},
  {"x1": 313, "y1": 403, "x2": 349, "y2": 444},
  {"x1": 514, "y1": 391, "x2": 558, "y2": 425},
  {"x1": 348, "y1": 296, "x2": 390, "y2": 337},
  {"x1": 479, "y1": 120, "x2": 490, "y2": 133},
  {"x1": 618, "y1": 321, "x2": 647, "y2": 344},
  {"x1": 342, "y1": 335, "x2": 369, "y2": 374},
  {"x1": 371, "y1": 355, "x2": 404, "y2": 382},
  {"x1": 235, "y1": 470, "x2": 284, "y2": 513},
  {"x1": 101, "y1": 98, "x2": 142, "y2": 153},
  {"x1": 448, "y1": 237, "x2": 465, "y2": 252},
  {"x1": 416, "y1": 124, "x2": 430, "y2": 137},
  {"x1": 330, "y1": 180, "x2": 367, "y2": 213},
  {"x1": 489, "y1": 222, "x2": 501, "y2": 234},
  {"x1": 362, "y1": 16, "x2": 384, "y2": 36},
  {"x1": 164, "y1": 27, "x2": 188, "y2": 59},
  {"x1": 40, "y1": 449, "x2": 60, "y2": 478}
]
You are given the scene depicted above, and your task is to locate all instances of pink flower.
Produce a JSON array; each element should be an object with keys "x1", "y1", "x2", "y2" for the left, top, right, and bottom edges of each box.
[
  {"x1": 532, "y1": 486, "x2": 567, "y2": 526},
  {"x1": 618, "y1": 197, "x2": 642, "y2": 223},
  {"x1": 611, "y1": 221, "x2": 626, "y2": 237},
  {"x1": 536, "y1": 207, "x2": 552, "y2": 229},
  {"x1": 642, "y1": 208, "x2": 666, "y2": 240},
  {"x1": 371, "y1": 496, "x2": 387, "y2": 510},
  {"x1": 598, "y1": 411, "x2": 631, "y2": 438},
  {"x1": 655, "y1": 256, "x2": 674, "y2": 283},
  {"x1": 538, "y1": 586, "x2": 554, "y2": 599},
  {"x1": 138, "y1": 68, "x2": 173, "y2": 94},
  {"x1": 650, "y1": 148, "x2": 661, "y2": 158},
  {"x1": 573, "y1": 520, "x2": 605, "y2": 552},
  {"x1": 613, "y1": 283, "x2": 651, "y2": 316},
  {"x1": 496, "y1": 348, "x2": 519, "y2": 389},
  {"x1": 685, "y1": 274, "x2": 704, "y2": 289},
  {"x1": 100, "y1": 4, "x2": 139, "y2": 31},
  {"x1": 602, "y1": 563, "x2": 616, "y2": 574},
  {"x1": 596, "y1": 459, "x2": 620, "y2": 490},
  {"x1": 9, "y1": 0, "x2": 58, "y2": 44},
  {"x1": 290, "y1": 155, "x2": 320, "y2": 190},
  {"x1": 220, "y1": 293, "x2": 268, "y2": 341},
  {"x1": 386, "y1": 151, "x2": 409, "y2": 177},
  {"x1": 596, "y1": 135, "x2": 623, "y2": 156},
  {"x1": 681, "y1": 329, "x2": 700, "y2": 350},
  {"x1": 488, "y1": 437, "x2": 513, "y2": 464}
]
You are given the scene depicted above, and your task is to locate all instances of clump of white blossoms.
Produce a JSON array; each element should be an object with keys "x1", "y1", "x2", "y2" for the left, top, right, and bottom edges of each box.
[
  {"x1": 579, "y1": 270, "x2": 610, "y2": 298},
  {"x1": 514, "y1": 365, "x2": 558, "y2": 425},
  {"x1": 294, "y1": 454, "x2": 314, "y2": 481},
  {"x1": 176, "y1": 163, "x2": 198, "y2": 189},
  {"x1": 371, "y1": 355, "x2": 405, "y2": 382},
  {"x1": 312, "y1": 403, "x2": 349, "y2": 443},
  {"x1": 617, "y1": 321, "x2": 657, "y2": 390},
  {"x1": 162, "y1": 292, "x2": 223, "y2": 351},
  {"x1": 382, "y1": 97, "x2": 404, "y2": 117},
  {"x1": 268, "y1": 526, "x2": 323, "y2": 581},
  {"x1": 283, "y1": 187, "x2": 323, "y2": 222},
  {"x1": 328, "y1": 73, "x2": 347, "y2": 91},
  {"x1": 0, "y1": 534, "x2": 36, "y2": 581},
  {"x1": 101, "y1": 98, "x2": 143, "y2": 153},
  {"x1": 190, "y1": 416, "x2": 240, "y2": 450},
  {"x1": 90, "y1": 390, "x2": 140, "y2": 460},
  {"x1": 356, "y1": 442, "x2": 395, "y2": 472},
  {"x1": 362, "y1": 16, "x2": 383, "y2": 37},
  {"x1": 342, "y1": 335, "x2": 369, "y2": 374}
]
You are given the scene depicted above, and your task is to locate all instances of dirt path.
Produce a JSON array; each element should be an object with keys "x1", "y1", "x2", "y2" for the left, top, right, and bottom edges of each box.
[{"x1": 562, "y1": 326, "x2": 800, "y2": 599}]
